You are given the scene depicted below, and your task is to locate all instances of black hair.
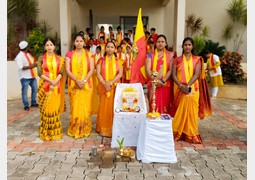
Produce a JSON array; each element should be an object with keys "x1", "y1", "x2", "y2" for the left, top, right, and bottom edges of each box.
[
  {"x1": 204, "y1": 49, "x2": 210, "y2": 54},
  {"x1": 85, "y1": 45, "x2": 90, "y2": 50},
  {"x1": 182, "y1": 37, "x2": 195, "y2": 54},
  {"x1": 74, "y1": 33, "x2": 85, "y2": 41},
  {"x1": 123, "y1": 37, "x2": 130, "y2": 42},
  {"x1": 117, "y1": 26, "x2": 121, "y2": 30},
  {"x1": 96, "y1": 46, "x2": 101, "y2": 51},
  {"x1": 43, "y1": 37, "x2": 56, "y2": 46},
  {"x1": 86, "y1": 28, "x2": 90, "y2": 33},
  {"x1": 78, "y1": 31, "x2": 84, "y2": 35},
  {"x1": 150, "y1": 28, "x2": 156, "y2": 31},
  {"x1": 89, "y1": 33, "x2": 94, "y2": 38},
  {"x1": 145, "y1": 31, "x2": 150, "y2": 36}
]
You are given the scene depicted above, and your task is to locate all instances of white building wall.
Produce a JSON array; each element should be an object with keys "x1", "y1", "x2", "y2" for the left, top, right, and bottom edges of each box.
[
  {"x1": 37, "y1": 0, "x2": 60, "y2": 34},
  {"x1": 7, "y1": 62, "x2": 39, "y2": 100},
  {"x1": 163, "y1": 0, "x2": 175, "y2": 49},
  {"x1": 186, "y1": 0, "x2": 247, "y2": 61}
]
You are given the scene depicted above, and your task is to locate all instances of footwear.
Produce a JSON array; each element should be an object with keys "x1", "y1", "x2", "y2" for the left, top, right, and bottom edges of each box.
[
  {"x1": 31, "y1": 103, "x2": 39, "y2": 107},
  {"x1": 24, "y1": 106, "x2": 30, "y2": 111},
  {"x1": 211, "y1": 96, "x2": 216, "y2": 100}
]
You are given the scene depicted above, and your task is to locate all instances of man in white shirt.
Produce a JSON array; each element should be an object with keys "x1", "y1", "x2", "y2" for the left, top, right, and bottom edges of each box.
[
  {"x1": 89, "y1": 38, "x2": 97, "y2": 54},
  {"x1": 15, "y1": 41, "x2": 38, "y2": 111},
  {"x1": 205, "y1": 50, "x2": 224, "y2": 99},
  {"x1": 127, "y1": 30, "x2": 134, "y2": 45}
]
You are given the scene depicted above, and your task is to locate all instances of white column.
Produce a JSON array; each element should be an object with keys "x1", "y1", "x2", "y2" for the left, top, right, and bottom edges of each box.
[
  {"x1": 59, "y1": 0, "x2": 72, "y2": 57},
  {"x1": 173, "y1": 0, "x2": 186, "y2": 57}
]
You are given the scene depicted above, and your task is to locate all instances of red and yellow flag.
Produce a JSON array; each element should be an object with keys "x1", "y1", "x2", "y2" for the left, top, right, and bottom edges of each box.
[{"x1": 130, "y1": 8, "x2": 148, "y2": 85}]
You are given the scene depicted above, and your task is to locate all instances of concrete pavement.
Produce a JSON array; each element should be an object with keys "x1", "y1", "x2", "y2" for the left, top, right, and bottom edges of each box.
[{"x1": 7, "y1": 94, "x2": 247, "y2": 180}]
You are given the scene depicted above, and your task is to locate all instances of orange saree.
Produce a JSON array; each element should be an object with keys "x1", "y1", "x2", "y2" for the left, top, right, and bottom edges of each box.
[
  {"x1": 170, "y1": 54, "x2": 211, "y2": 143},
  {"x1": 96, "y1": 56, "x2": 120, "y2": 137}
]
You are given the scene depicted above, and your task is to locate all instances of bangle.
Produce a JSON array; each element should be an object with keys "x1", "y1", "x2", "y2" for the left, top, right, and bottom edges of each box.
[
  {"x1": 179, "y1": 84, "x2": 183, "y2": 89},
  {"x1": 109, "y1": 81, "x2": 113, "y2": 86},
  {"x1": 160, "y1": 79, "x2": 165, "y2": 84}
]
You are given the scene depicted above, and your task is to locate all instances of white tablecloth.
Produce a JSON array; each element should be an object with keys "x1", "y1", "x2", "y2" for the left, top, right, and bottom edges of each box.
[
  {"x1": 111, "y1": 83, "x2": 147, "y2": 148},
  {"x1": 136, "y1": 116, "x2": 177, "y2": 163}
]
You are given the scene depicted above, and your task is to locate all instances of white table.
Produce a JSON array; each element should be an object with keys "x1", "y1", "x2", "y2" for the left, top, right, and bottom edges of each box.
[
  {"x1": 136, "y1": 116, "x2": 177, "y2": 163},
  {"x1": 111, "y1": 83, "x2": 147, "y2": 148}
]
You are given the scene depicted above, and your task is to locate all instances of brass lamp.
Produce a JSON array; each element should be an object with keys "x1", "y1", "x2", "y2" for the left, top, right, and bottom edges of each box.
[{"x1": 147, "y1": 66, "x2": 163, "y2": 119}]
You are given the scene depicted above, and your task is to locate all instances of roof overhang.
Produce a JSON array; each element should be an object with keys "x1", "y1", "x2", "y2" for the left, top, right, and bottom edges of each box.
[{"x1": 75, "y1": 0, "x2": 171, "y2": 7}]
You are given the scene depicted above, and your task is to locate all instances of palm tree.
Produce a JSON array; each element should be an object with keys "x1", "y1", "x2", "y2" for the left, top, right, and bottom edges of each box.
[
  {"x1": 8, "y1": 0, "x2": 39, "y2": 39},
  {"x1": 200, "y1": 26, "x2": 210, "y2": 38},
  {"x1": 7, "y1": 0, "x2": 39, "y2": 60},
  {"x1": 222, "y1": 0, "x2": 247, "y2": 52},
  {"x1": 185, "y1": 14, "x2": 203, "y2": 37}
]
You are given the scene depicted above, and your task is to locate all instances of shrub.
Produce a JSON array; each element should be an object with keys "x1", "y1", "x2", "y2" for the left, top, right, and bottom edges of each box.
[
  {"x1": 200, "y1": 40, "x2": 226, "y2": 63},
  {"x1": 193, "y1": 35, "x2": 205, "y2": 56},
  {"x1": 220, "y1": 51, "x2": 245, "y2": 83},
  {"x1": 26, "y1": 28, "x2": 46, "y2": 59}
]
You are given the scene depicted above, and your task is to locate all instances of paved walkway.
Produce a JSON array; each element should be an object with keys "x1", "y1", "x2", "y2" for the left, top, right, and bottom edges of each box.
[{"x1": 7, "y1": 94, "x2": 247, "y2": 180}]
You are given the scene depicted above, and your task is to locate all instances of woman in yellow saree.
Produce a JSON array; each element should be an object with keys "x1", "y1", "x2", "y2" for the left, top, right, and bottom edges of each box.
[
  {"x1": 37, "y1": 37, "x2": 66, "y2": 141},
  {"x1": 65, "y1": 33, "x2": 95, "y2": 139},
  {"x1": 170, "y1": 37, "x2": 211, "y2": 144},
  {"x1": 96, "y1": 41, "x2": 123, "y2": 137}
]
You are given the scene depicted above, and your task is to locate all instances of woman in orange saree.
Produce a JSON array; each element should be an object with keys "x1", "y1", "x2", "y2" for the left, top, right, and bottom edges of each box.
[
  {"x1": 145, "y1": 34, "x2": 174, "y2": 114},
  {"x1": 96, "y1": 41, "x2": 123, "y2": 137},
  {"x1": 37, "y1": 37, "x2": 66, "y2": 141},
  {"x1": 170, "y1": 37, "x2": 211, "y2": 144},
  {"x1": 65, "y1": 33, "x2": 95, "y2": 139}
]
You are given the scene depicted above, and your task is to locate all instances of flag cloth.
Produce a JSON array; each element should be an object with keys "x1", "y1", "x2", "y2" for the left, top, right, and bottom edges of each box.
[{"x1": 130, "y1": 8, "x2": 148, "y2": 85}]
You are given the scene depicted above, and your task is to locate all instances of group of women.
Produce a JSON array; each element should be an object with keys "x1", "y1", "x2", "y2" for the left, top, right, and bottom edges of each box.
[
  {"x1": 37, "y1": 32, "x2": 211, "y2": 144},
  {"x1": 37, "y1": 33, "x2": 122, "y2": 141},
  {"x1": 145, "y1": 35, "x2": 211, "y2": 144}
]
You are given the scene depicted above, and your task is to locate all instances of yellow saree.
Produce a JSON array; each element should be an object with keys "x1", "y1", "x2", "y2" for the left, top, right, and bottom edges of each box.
[
  {"x1": 67, "y1": 49, "x2": 93, "y2": 139},
  {"x1": 171, "y1": 55, "x2": 202, "y2": 143},
  {"x1": 37, "y1": 53, "x2": 66, "y2": 141}
]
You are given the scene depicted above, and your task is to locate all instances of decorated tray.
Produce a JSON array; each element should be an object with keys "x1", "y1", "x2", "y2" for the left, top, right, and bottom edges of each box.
[{"x1": 118, "y1": 147, "x2": 135, "y2": 157}]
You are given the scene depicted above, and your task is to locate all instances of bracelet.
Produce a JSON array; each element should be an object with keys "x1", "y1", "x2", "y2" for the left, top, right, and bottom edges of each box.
[
  {"x1": 160, "y1": 79, "x2": 165, "y2": 84},
  {"x1": 179, "y1": 84, "x2": 183, "y2": 89},
  {"x1": 109, "y1": 81, "x2": 113, "y2": 86}
]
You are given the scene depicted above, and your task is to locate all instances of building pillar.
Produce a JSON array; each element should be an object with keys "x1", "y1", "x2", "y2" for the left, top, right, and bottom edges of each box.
[
  {"x1": 59, "y1": 0, "x2": 72, "y2": 57},
  {"x1": 173, "y1": 0, "x2": 186, "y2": 56}
]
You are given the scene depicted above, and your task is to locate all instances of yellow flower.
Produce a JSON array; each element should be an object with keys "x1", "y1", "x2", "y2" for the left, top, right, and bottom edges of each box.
[{"x1": 123, "y1": 87, "x2": 136, "y2": 92}]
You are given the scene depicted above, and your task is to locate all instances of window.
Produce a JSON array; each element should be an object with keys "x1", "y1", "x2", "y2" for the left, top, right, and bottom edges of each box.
[{"x1": 120, "y1": 16, "x2": 149, "y2": 33}]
